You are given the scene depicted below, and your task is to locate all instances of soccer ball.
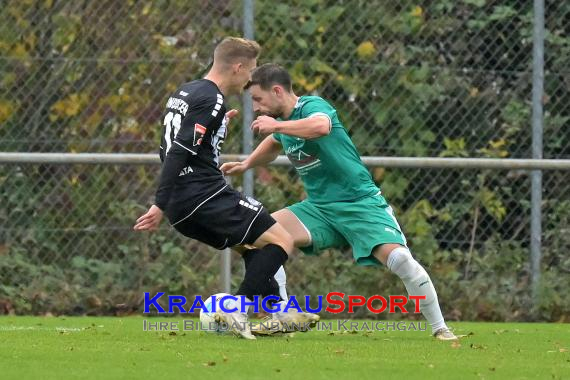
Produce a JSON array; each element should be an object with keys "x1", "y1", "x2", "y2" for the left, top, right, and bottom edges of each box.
[{"x1": 199, "y1": 292, "x2": 232, "y2": 333}]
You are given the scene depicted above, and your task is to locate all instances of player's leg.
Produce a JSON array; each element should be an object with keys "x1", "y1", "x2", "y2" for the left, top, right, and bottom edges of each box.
[
  {"x1": 331, "y1": 195, "x2": 457, "y2": 340},
  {"x1": 373, "y1": 244, "x2": 456, "y2": 340},
  {"x1": 238, "y1": 220, "x2": 314, "y2": 335},
  {"x1": 234, "y1": 213, "x2": 295, "y2": 299},
  {"x1": 273, "y1": 266, "x2": 288, "y2": 300},
  {"x1": 271, "y1": 208, "x2": 312, "y2": 247},
  {"x1": 255, "y1": 203, "x2": 347, "y2": 333},
  {"x1": 241, "y1": 247, "x2": 281, "y2": 299},
  {"x1": 234, "y1": 220, "x2": 293, "y2": 304},
  {"x1": 373, "y1": 203, "x2": 455, "y2": 339},
  {"x1": 238, "y1": 205, "x2": 321, "y2": 305},
  {"x1": 265, "y1": 208, "x2": 312, "y2": 301},
  {"x1": 170, "y1": 187, "x2": 291, "y2": 339},
  {"x1": 170, "y1": 220, "x2": 257, "y2": 339}
]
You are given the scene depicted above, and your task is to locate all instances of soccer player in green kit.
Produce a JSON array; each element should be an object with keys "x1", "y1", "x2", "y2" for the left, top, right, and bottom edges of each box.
[{"x1": 221, "y1": 63, "x2": 456, "y2": 340}]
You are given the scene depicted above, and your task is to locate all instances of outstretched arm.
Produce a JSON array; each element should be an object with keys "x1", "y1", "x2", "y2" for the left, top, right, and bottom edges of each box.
[
  {"x1": 220, "y1": 135, "x2": 282, "y2": 175},
  {"x1": 252, "y1": 115, "x2": 331, "y2": 139}
]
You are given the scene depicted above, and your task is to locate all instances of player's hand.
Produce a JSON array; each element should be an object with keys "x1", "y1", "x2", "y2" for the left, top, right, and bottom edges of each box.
[
  {"x1": 225, "y1": 109, "x2": 239, "y2": 125},
  {"x1": 133, "y1": 205, "x2": 163, "y2": 231},
  {"x1": 220, "y1": 161, "x2": 248, "y2": 176},
  {"x1": 251, "y1": 115, "x2": 278, "y2": 135}
]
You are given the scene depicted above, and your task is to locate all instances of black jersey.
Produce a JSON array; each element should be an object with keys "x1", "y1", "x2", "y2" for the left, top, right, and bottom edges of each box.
[{"x1": 155, "y1": 79, "x2": 228, "y2": 212}]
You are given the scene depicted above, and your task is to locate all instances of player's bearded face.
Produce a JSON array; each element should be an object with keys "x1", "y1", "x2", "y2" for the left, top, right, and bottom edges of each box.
[{"x1": 251, "y1": 86, "x2": 282, "y2": 118}]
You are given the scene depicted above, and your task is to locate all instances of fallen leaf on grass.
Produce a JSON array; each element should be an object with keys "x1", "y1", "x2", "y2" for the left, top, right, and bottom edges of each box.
[{"x1": 547, "y1": 349, "x2": 568, "y2": 354}]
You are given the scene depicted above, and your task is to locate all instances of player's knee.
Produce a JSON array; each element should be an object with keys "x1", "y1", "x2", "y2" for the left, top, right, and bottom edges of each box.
[
  {"x1": 386, "y1": 247, "x2": 413, "y2": 276},
  {"x1": 388, "y1": 247, "x2": 437, "y2": 305},
  {"x1": 386, "y1": 246, "x2": 425, "y2": 283}
]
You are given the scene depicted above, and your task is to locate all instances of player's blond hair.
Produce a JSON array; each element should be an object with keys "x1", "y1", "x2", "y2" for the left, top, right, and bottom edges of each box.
[{"x1": 213, "y1": 37, "x2": 261, "y2": 64}]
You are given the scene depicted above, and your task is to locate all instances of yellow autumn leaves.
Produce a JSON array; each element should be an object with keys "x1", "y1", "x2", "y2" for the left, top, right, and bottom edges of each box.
[
  {"x1": 356, "y1": 6, "x2": 423, "y2": 60},
  {"x1": 356, "y1": 41, "x2": 376, "y2": 60},
  {"x1": 50, "y1": 94, "x2": 89, "y2": 121}
]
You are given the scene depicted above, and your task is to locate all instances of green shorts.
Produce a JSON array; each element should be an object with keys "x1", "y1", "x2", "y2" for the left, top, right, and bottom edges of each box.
[{"x1": 287, "y1": 193, "x2": 407, "y2": 266}]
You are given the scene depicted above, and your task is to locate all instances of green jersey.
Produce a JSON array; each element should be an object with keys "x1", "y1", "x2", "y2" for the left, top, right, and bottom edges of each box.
[{"x1": 273, "y1": 95, "x2": 381, "y2": 204}]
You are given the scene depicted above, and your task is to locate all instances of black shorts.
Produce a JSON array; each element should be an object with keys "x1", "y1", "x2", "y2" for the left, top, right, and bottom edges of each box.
[{"x1": 167, "y1": 184, "x2": 276, "y2": 249}]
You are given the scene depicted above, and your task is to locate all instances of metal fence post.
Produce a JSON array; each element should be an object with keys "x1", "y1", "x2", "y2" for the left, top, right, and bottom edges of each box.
[
  {"x1": 221, "y1": 248, "x2": 232, "y2": 293},
  {"x1": 242, "y1": 0, "x2": 255, "y2": 199},
  {"x1": 531, "y1": 0, "x2": 545, "y2": 311},
  {"x1": 221, "y1": 176, "x2": 233, "y2": 293},
  {"x1": 219, "y1": 0, "x2": 256, "y2": 294}
]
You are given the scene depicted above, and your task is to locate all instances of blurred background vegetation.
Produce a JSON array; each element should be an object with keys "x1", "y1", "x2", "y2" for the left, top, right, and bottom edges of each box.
[{"x1": 0, "y1": 0, "x2": 568, "y2": 321}]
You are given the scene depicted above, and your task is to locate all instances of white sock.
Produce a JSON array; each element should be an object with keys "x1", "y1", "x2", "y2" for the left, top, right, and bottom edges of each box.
[
  {"x1": 386, "y1": 247, "x2": 447, "y2": 334},
  {"x1": 274, "y1": 266, "x2": 288, "y2": 301}
]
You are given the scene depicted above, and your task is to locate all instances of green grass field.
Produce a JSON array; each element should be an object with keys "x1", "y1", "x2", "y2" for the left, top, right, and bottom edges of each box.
[{"x1": 1, "y1": 317, "x2": 568, "y2": 379}]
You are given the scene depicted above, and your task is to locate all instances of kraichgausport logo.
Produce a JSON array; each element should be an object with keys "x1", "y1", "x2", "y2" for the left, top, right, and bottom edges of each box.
[{"x1": 143, "y1": 292, "x2": 426, "y2": 314}]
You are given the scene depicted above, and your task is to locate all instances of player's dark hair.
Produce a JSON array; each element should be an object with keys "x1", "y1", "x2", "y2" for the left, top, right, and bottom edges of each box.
[{"x1": 247, "y1": 63, "x2": 292, "y2": 92}]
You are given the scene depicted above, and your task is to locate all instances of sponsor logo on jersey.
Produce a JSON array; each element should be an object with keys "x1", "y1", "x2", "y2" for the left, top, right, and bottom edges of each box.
[
  {"x1": 287, "y1": 149, "x2": 321, "y2": 173},
  {"x1": 285, "y1": 142, "x2": 305, "y2": 154},
  {"x1": 193, "y1": 123, "x2": 206, "y2": 146},
  {"x1": 179, "y1": 166, "x2": 193, "y2": 176}
]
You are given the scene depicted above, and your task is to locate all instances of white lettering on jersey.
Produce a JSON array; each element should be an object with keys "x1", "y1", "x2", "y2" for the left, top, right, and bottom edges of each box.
[
  {"x1": 163, "y1": 111, "x2": 182, "y2": 154},
  {"x1": 285, "y1": 142, "x2": 305, "y2": 154},
  {"x1": 166, "y1": 97, "x2": 189, "y2": 116},
  {"x1": 179, "y1": 166, "x2": 193, "y2": 176}
]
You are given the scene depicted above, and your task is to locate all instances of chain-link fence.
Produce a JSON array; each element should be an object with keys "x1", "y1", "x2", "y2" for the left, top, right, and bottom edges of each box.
[{"x1": 1, "y1": 1, "x2": 569, "y2": 320}]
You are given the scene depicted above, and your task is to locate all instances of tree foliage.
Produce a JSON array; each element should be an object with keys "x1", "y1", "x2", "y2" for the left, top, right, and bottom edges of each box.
[{"x1": 0, "y1": 0, "x2": 568, "y2": 320}]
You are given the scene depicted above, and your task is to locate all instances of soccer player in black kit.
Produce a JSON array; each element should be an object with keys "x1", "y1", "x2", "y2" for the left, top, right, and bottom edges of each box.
[{"x1": 134, "y1": 37, "x2": 300, "y2": 339}]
